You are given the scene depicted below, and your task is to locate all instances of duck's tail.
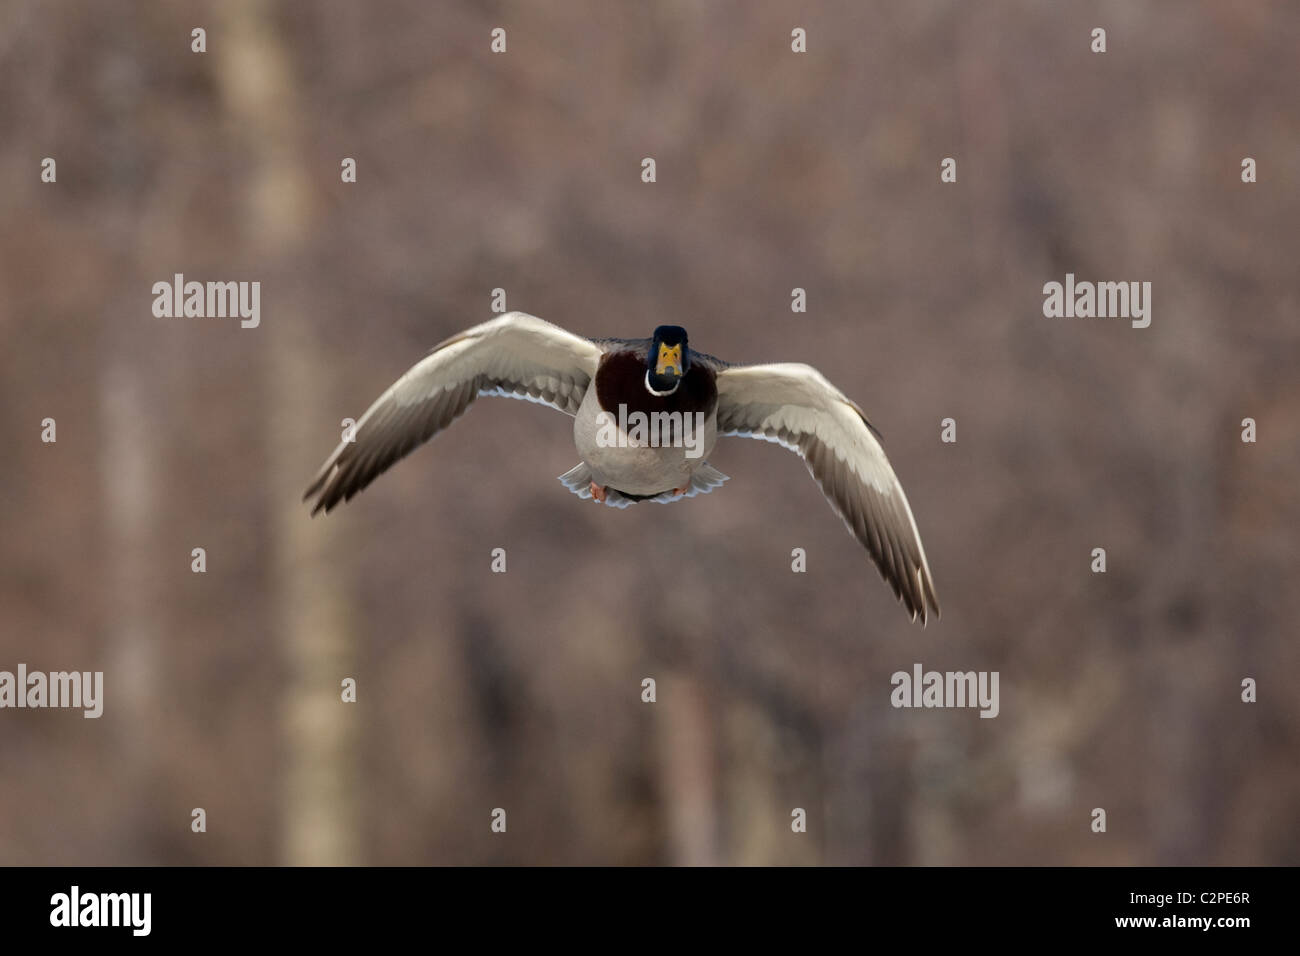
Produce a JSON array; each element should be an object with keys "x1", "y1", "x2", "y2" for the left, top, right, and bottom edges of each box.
[{"x1": 557, "y1": 462, "x2": 729, "y2": 509}]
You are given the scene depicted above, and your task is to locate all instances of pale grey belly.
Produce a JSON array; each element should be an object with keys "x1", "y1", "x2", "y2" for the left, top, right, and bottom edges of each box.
[{"x1": 573, "y1": 387, "x2": 717, "y2": 495}]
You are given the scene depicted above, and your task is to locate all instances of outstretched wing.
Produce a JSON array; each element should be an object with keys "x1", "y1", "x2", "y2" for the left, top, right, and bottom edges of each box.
[
  {"x1": 716, "y1": 363, "x2": 940, "y2": 624},
  {"x1": 305, "y1": 312, "x2": 602, "y2": 515}
]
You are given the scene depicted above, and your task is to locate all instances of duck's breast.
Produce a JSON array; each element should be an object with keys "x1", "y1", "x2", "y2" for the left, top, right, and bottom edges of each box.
[{"x1": 574, "y1": 355, "x2": 718, "y2": 494}]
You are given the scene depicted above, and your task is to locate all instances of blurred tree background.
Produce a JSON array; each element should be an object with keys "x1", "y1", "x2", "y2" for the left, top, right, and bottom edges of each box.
[{"x1": 1, "y1": 0, "x2": 1297, "y2": 865}]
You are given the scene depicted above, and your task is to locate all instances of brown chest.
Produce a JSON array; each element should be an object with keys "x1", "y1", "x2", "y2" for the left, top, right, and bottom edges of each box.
[{"x1": 595, "y1": 350, "x2": 717, "y2": 418}]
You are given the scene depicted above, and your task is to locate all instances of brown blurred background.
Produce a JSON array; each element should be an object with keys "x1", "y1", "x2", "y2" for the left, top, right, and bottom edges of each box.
[{"x1": 1, "y1": 0, "x2": 1298, "y2": 865}]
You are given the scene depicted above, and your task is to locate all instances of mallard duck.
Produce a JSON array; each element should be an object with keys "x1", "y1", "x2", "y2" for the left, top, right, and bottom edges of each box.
[{"x1": 304, "y1": 312, "x2": 939, "y2": 624}]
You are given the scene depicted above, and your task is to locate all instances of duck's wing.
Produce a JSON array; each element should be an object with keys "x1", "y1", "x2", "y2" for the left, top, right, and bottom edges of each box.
[
  {"x1": 305, "y1": 312, "x2": 603, "y2": 515},
  {"x1": 715, "y1": 362, "x2": 940, "y2": 625},
  {"x1": 588, "y1": 335, "x2": 650, "y2": 355}
]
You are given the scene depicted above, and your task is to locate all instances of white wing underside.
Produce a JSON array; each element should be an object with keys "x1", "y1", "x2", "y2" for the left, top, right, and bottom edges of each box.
[
  {"x1": 304, "y1": 312, "x2": 602, "y2": 514},
  {"x1": 715, "y1": 362, "x2": 940, "y2": 623}
]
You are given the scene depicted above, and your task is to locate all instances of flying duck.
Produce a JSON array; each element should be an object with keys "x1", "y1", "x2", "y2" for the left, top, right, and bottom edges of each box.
[{"x1": 304, "y1": 312, "x2": 940, "y2": 624}]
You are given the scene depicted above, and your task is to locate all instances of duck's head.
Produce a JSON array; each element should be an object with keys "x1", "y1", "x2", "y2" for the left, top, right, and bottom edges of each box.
[{"x1": 646, "y1": 325, "x2": 689, "y2": 395}]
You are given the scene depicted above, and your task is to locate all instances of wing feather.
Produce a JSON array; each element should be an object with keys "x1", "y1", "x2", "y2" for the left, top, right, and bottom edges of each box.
[
  {"x1": 304, "y1": 312, "x2": 602, "y2": 514},
  {"x1": 716, "y1": 363, "x2": 939, "y2": 624}
]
